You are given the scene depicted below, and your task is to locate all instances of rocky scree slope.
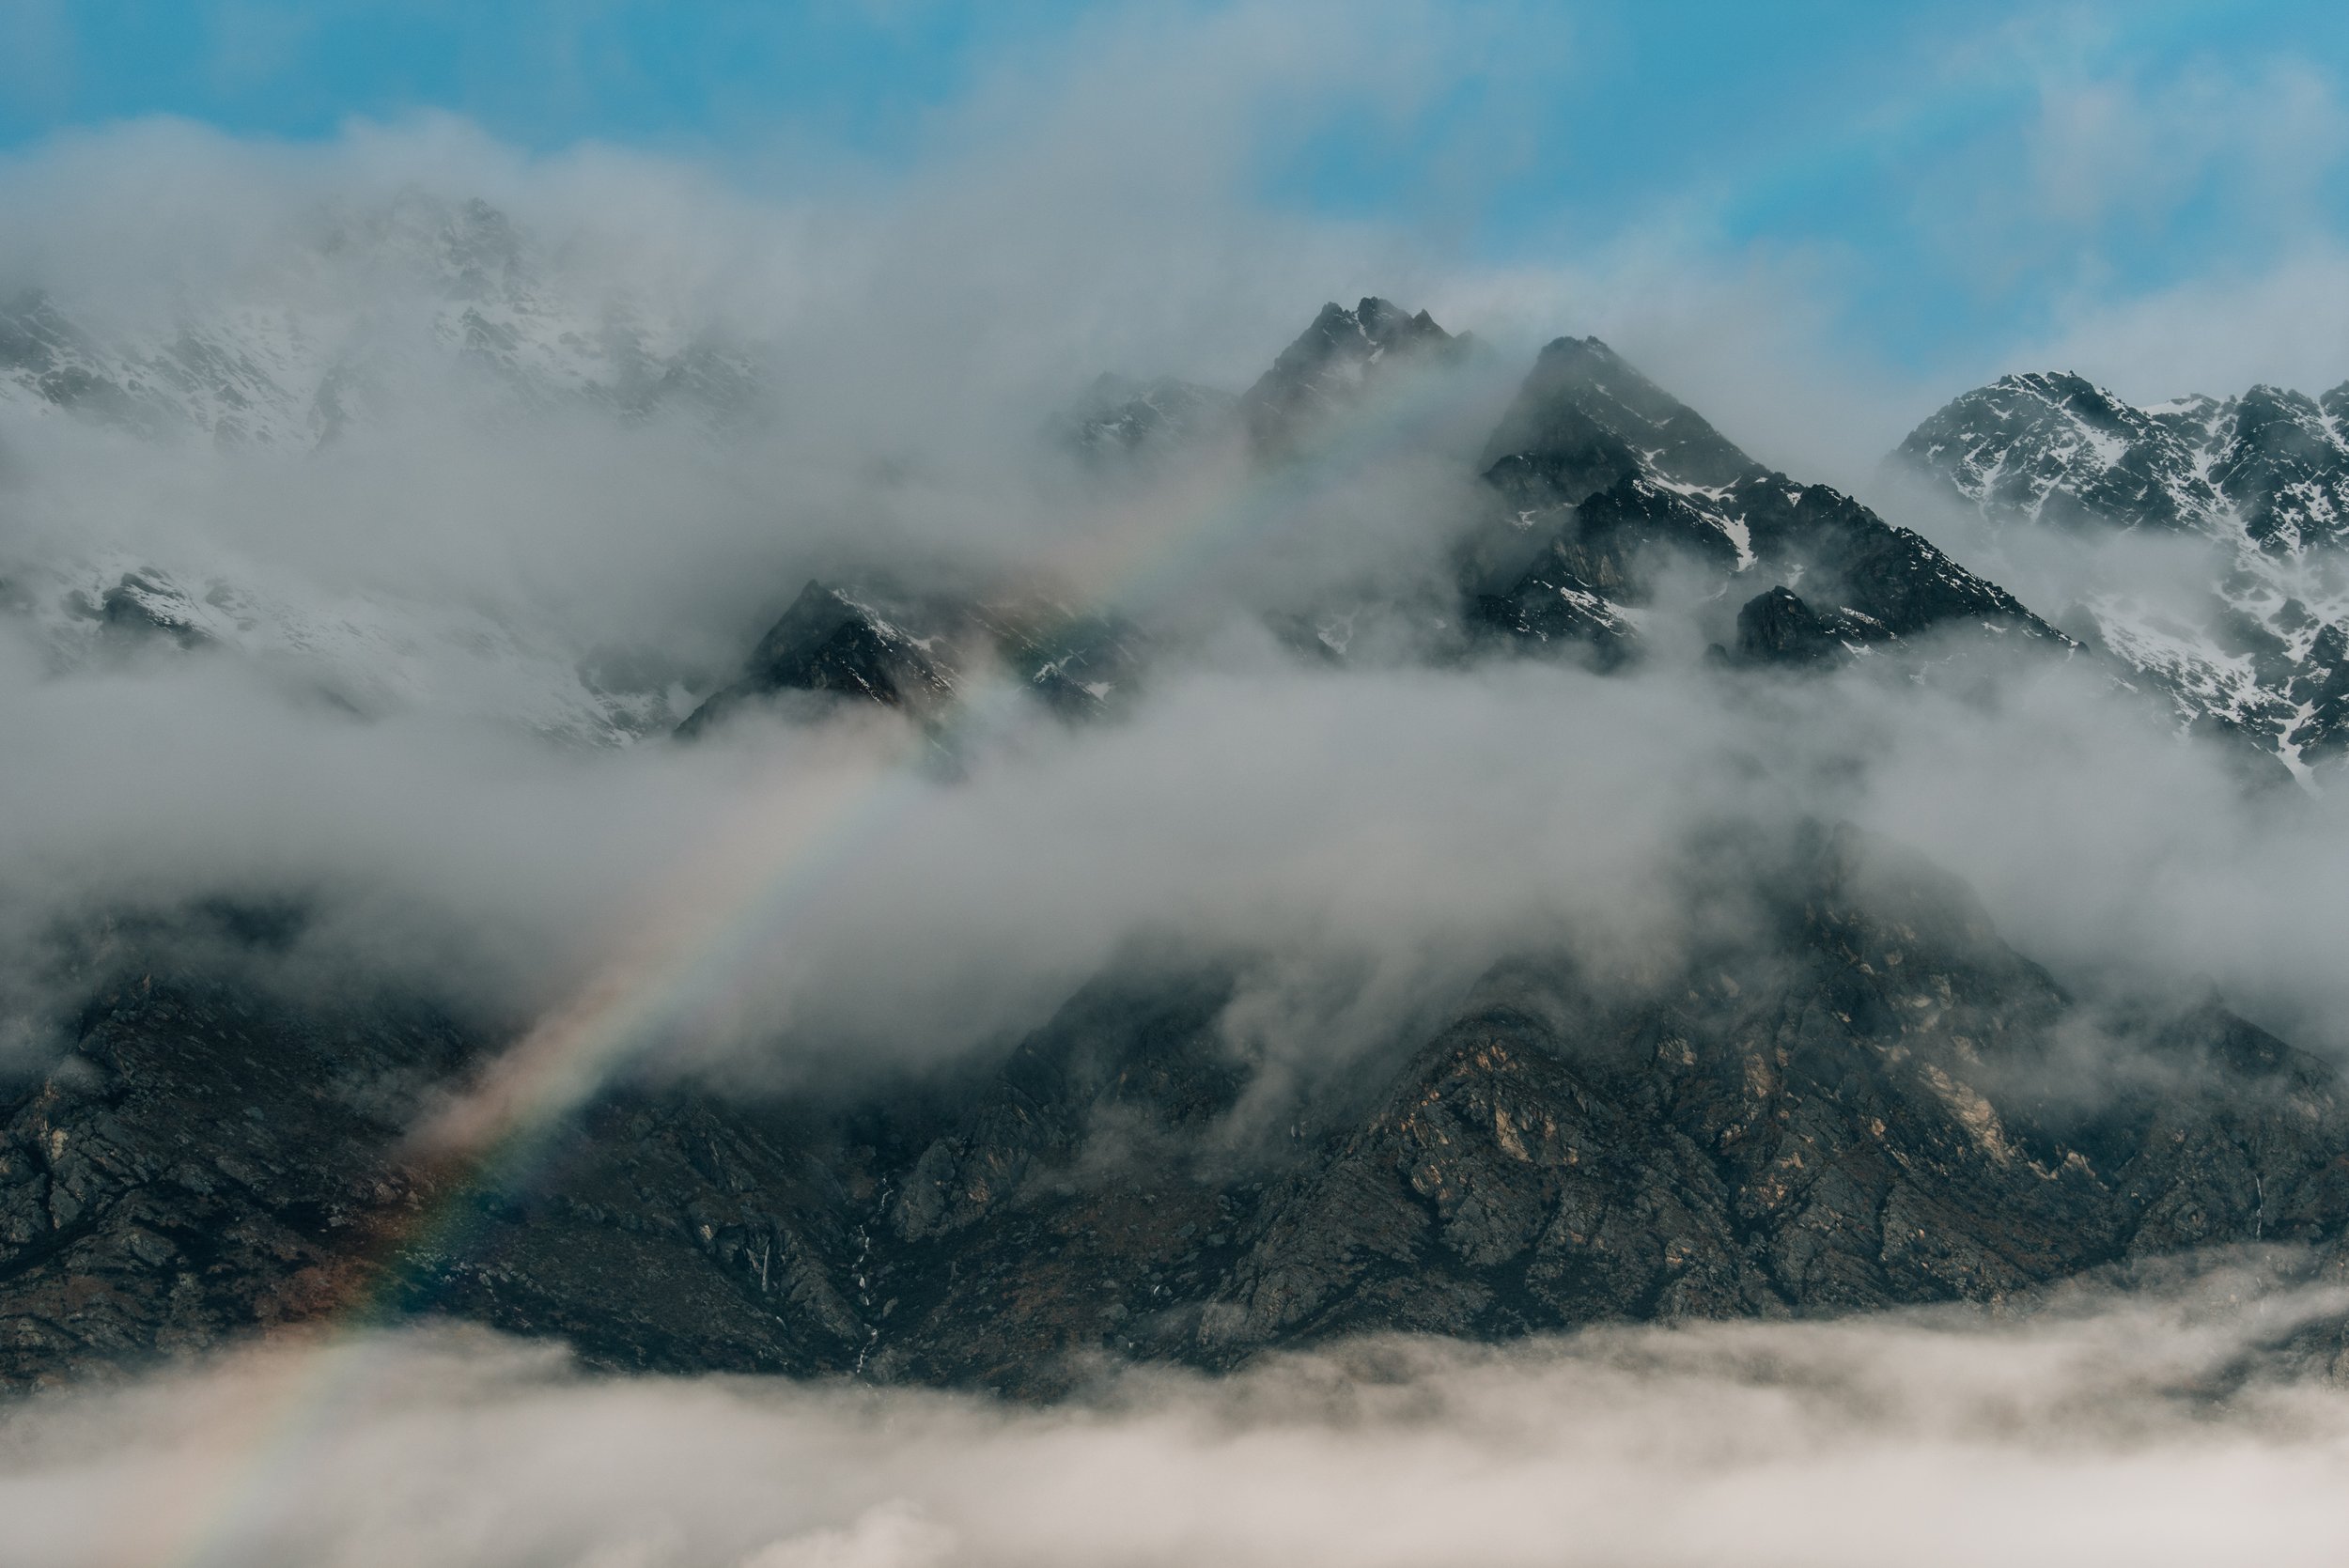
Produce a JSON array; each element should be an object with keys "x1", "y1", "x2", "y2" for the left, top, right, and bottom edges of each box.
[{"x1": 1893, "y1": 370, "x2": 2349, "y2": 772}]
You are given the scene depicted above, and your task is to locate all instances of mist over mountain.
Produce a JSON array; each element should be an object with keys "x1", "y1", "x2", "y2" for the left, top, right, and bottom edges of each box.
[
  {"x1": 4, "y1": 58, "x2": 2349, "y2": 1562},
  {"x1": 7, "y1": 162, "x2": 2349, "y2": 1400},
  {"x1": 1890, "y1": 371, "x2": 2349, "y2": 775}
]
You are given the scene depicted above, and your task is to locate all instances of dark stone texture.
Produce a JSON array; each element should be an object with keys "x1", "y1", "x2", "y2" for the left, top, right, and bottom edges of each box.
[
  {"x1": 8, "y1": 831, "x2": 2345, "y2": 1398},
  {"x1": 1731, "y1": 587, "x2": 1845, "y2": 667},
  {"x1": 679, "y1": 581, "x2": 1143, "y2": 735}
]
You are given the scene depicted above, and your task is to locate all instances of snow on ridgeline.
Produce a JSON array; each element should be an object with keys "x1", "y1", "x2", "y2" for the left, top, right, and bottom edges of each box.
[
  {"x1": 0, "y1": 193, "x2": 772, "y2": 744},
  {"x1": 1891, "y1": 369, "x2": 2349, "y2": 775},
  {"x1": 0, "y1": 192, "x2": 766, "y2": 446}
]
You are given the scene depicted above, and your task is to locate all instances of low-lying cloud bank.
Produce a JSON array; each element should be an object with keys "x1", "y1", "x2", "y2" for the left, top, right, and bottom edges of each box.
[
  {"x1": 8, "y1": 594, "x2": 2349, "y2": 1081},
  {"x1": 3, "y1": 1252, "x2": 2345, "y2": 1568}
]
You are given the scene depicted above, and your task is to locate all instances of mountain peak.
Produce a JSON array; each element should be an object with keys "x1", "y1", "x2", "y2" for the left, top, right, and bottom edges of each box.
[
  {"x1": 1464, "y1": 337, "x2": 2061, "y2": 670},
  {"x1": 1479, "y1": 334, "x2": 1756, "y2": 505},
  {"x1": 1890, "y1": 368, "x2": 2349, "y2": 771},
  {"x1": 1238, "y1": 295, "x2": 1462, "y2": 456}
]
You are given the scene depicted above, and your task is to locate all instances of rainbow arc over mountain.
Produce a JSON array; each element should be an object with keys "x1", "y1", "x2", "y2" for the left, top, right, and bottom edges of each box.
[{"x1": 115, "y1": 369, "x2": 1478, "y2": 1568}]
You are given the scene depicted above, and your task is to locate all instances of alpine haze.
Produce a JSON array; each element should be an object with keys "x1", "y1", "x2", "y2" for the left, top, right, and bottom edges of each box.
[{"x1": 8, "y1": 5, "x2": 2349, "y2": 1566}]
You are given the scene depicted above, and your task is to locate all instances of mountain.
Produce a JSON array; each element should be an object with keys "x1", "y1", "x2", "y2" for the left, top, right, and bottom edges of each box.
[
  {"x1": 8, "y1": 290, "x2": 2342, "y2": 1403},
  {"x1": 1890, "y1": 371, "x2": 2349, "y2": 771},
  {"x1": 677, "y1": 580, "x2": 1142, "y2": 734},
  {"x1": 0, "y1": 193, "x2": 770, "y2": 744},
  {"x1": 686, "y1": 311, "x2": 2093, "y2": 736},
  {"x1": 0, "y1": 193, "x2": 763, "y2": 446},
  {"x1": 1458, "y1": 337, "x2": 2065, "y2": 670},
  {"x1": 1238, "y1": 296, "x2": 1466, "y2": 457},
  {"x1": 1, "y1": 551, "x2": 687, "y2": 745},
  {"x1": 1062, "y1": 373, "x2": 1238, "y2": 462},
  {"x1": 8, "y1": 827, "x2": 2344, "y2": 1397}
]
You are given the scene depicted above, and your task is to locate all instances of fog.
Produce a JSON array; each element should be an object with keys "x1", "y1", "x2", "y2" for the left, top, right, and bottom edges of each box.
[
  {"x1": 9, "y1": 591, "x2": 2349, "y2": 1093},
  {"x1": 0, "y1": 1252, "x2": 2341, "y2": 1568},
  {"x1": 8, "y1": 17, "x2": 2349, "y2": 1564},
  {"x1": 0, "y1": 86, "x2": 2343, "y2": 1108}
]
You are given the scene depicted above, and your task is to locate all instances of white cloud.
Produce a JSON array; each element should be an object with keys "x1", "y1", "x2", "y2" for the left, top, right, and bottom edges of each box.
[{"x1": 3, "y1": 1256, "x2": 2344, "y2": 1568}]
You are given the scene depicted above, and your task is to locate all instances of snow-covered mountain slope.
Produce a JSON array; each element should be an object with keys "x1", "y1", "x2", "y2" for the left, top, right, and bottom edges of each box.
[
  {"x1": 0, "y1": 193, "x2": 766, "y2": 743},
  {"x1": 1891, "y1": 372, "x2": 2349, "y2": 771},
  {"x1": 2, "y1": 550, "x2": 688, "y2": 743},
  {"x1": 0, "y1": 192, "x2": 763, "y2": 446}
]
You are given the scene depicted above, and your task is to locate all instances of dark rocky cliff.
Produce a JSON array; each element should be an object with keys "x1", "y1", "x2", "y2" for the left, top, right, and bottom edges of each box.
[{"x1": 8, "y1": 829, "x2": 2343, "y2": 1398}]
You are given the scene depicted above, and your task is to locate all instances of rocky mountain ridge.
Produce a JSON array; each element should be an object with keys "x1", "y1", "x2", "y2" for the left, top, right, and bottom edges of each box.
[
  {"x1": 7, "y1": 286, "x2": 2342, "y2": 1402},
  {"x1": 689, "y1": 303, "x2": 2078, "y2": 734},
  {"x1": 1461, "y1": 336, "x2": 2067, "y2": 671},
  {"x1": 1892, "y1": 370, "x2": 2349, "y2": 772},
  {"x1": 6, "y1": 827, "x2": 2344, "y2": 1397},
  {"x1": 0, "y1": 192, "x2": 761, "y2": 446},
  {"x1": 677, "y1": 580, "x2": 1142, "y2": 733}
]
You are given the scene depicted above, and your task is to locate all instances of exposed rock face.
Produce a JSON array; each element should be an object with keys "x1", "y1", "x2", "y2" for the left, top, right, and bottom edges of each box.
[
  {"x1": 8, "y1": 831, "x2": 2343, "y2": 1397},
  {"x1": 9, "y1": 291, "x2": 2341, "y2": 1405},
  {"x1": 1891, "y1": 370, "x2": 2349, "y2": 770},
  {"x1": 1729, "y1": 585, "x2": 1848, "y2": 668},
  {"x1": 679, "y1": 581, "x2": 1142, "y2": 734},
  {"x1": 0, "y1": 970, "x2": 470, "y2": 1378},
  {"x1": 681, "y1": 582, "x2": 963, "y2": 728},
  {"x1": 1467, "y1": 338, "x2": 2063, "y2": 667},
  {"x1": 0, "y1": 966, "x2": 881, "y2": 1386},
  {"x1": 1239, "y1": 297, "x2": 1466, "y2": 457},
  {"x1": 1191, "y1": 842, "x2": 2349, "y2": 1356}
]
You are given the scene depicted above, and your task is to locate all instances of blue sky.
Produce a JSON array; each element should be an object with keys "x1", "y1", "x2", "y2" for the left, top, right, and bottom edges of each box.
[{"x1": 4, "y1": 0, "x2": 2346, "y2": 391}]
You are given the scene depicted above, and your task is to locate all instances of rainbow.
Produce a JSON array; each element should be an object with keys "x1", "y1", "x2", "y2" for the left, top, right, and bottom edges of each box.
[{"x1": 106, "y1": 361, "x2": 1481, "y2": 1568}]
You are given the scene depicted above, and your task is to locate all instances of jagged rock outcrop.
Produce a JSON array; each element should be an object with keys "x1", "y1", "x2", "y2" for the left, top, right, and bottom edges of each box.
[
  {"x1": 679, "y1": 580, "x2": 1142, "y2": 734},
  {"x1": 1466, "y1": 338, "x2": 2064, "y2": 667},
  {"x1": 1726, "y1": 585, "x2": 1849, "y2": 667},
  {"x1": 681, "y1": 582, "x2": 963, "y2": 729},
  {"x1": 1239, "y1": 297, "x2": 1467, "y2": 457},
  {"x1": 1891, "y1": 370, "x2": 2349, "y2": 770}
]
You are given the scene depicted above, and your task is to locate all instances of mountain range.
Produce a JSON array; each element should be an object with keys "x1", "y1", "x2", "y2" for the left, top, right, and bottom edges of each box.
[{"x1": 5, "y1": 240, "x2": 2347, "y2": 1397}]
